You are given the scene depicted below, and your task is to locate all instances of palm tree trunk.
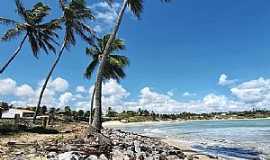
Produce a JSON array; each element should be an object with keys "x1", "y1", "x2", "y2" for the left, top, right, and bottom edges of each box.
[
  {"x1": 89, "y1": 86, "x2": 96, "y2": 124},
  {"x1": 92, "y1": 78, "x2": 102, "y2": 132},
  {"x1": 33, "y1": 42, "x2": 66, "y2": 123},
  {"x1": 0, "y1": 33, "x2": 28, "y2": 74},
  {"x1": 91, "y1": 0, "x2": 128, "y2": 132}
]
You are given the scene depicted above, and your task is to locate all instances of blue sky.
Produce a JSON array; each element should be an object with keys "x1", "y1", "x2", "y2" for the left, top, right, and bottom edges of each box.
[{"x1": 1, "y1": 0, "x2": 270, "y2": 113}]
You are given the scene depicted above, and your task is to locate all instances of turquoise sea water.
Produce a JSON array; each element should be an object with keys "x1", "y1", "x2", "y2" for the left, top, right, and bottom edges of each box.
[{"x1": 117, "y1": 119, "x2": 270, "y2": 160}]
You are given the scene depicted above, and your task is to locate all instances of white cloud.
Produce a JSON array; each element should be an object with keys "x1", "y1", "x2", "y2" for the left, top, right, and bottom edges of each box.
[
  {"x1": 167, "y1": 90, "x2": 174, "y2": 96},
  {"x1": 15, "y1": 84, "x2": 34, "y2": 97},
  {"x1": 2, "y1": 75, "x2": 270, "y2": 113},
  {"x1": 48, "y1": 77, "x2": 69, "y2": 92},
  {"x1": 182, "y1": 92, "x2": 196, "y2": 97},
  {"x1": 230, "y1": 77, "x2": 270, "y2": 104},
  {"x1": 0, "y1": 77, "x2": 70, "y2": 108},
  {"x1": 76, "y1": 86, "x2": 86, "y2": 93},
  {"x1": 0, "y1": 78, "x2": 16, "y2": 95},
  {"x1": 59, "y1": 92, "x2": 73, "y2": 107},
  {"x1": 90, "y1": 2, "x2": 120, "y2": 33},
  {"x1": 218, "y1": 74, "x2": 237, "y2": 86}
]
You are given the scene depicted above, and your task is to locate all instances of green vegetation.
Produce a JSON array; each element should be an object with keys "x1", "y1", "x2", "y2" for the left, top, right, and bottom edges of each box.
[
  {"x1": 105, "y1": 108, "x2": 270, "y2": 122},
  {"x1": 0, "y1": 0, "x2": 60, "y2": 74}
]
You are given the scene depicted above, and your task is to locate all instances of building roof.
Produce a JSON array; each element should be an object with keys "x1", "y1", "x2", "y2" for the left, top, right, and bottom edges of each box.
[
  {"x1": 17, "y1": 109, "x2": 35, "y2": 113},
  {"x1": 4, "y1": 108, "x2": 35, "y2": 113}
]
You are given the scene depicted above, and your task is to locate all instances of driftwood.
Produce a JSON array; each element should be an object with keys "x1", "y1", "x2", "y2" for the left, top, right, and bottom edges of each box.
[{"x1": 7, "y1": 141, "x2": 37, "y2": 146}]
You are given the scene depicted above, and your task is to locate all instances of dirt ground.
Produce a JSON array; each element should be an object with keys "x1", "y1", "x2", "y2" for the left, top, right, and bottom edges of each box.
[{"x1": 0, "y1": 122, "x2": 88, "y2": 160}]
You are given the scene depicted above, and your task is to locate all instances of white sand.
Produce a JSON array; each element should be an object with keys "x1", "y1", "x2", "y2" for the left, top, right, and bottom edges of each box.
[{"x1": 103, "y1": 120, "x2": 186, "y2": 128}]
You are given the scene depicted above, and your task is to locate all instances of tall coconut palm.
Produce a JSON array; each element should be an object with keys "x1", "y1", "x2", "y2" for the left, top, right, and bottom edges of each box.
[
  {"x1": 33, "y1": 0, "x2": 95, "y2": 122},
  {"x1": 0, "y1": 0, "x2": 61, "y2": 74},
  {"x1": 92, "y1": 0, "x2": 170, "y2": 132},
  {"x1": 84, "y1": 34, "x2": 128, "y2": 124}
]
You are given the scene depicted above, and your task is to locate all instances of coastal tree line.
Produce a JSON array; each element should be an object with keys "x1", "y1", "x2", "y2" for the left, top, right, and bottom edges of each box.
[
  {"x1": 0, "y1": 0, "x2": 170, "y2": 133},
  {"x1": 1, "y1": 102, "x2": 269, "y2": 123}
]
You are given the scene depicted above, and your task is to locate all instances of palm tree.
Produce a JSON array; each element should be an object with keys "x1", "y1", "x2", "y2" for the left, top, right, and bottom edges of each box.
[
  {"x1": 0, "y1": 0, "x2": 60, "y2": 74},
  {"x1": 92, "y1": 0, "x2": 170, "y2": 132},
  {"x1": 85, "y1": 34, "x2": 128, "y2": 125},
  {"x1": 33, "y1": 0, "x2": 95, "y2": 122}
]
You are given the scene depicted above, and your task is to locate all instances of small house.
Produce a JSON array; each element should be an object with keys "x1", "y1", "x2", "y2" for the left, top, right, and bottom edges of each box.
[{"x1": 1, "y1": 108, "x2": 35, "y2": 118}]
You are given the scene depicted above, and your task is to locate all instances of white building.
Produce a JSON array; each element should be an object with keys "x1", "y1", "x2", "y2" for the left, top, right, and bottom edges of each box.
[{"x1": 1, "y1": 109, "x2": 35, "y2": 118}]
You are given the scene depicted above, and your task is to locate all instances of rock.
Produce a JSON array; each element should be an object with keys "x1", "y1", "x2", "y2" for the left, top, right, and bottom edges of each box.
[
  {"x1": 47, "y1": 152, "x2": 57, "y2": 159},
  {"x1": 167, "y1": 155, "x2": 182, "y2": 160},
  {"x1": 99, "y1": 154, "x2": 108, "y2": 160},
  {"x1": 159, "y1": 154, "x2": 168, "y2": 160},
  {"x1": 136, "y1": 152, "x2": 146, "y2": 160},
  {"x1": 152, "y1": 154, "x2": 161, "y2": 160},
  {"x1": 86, "y1": 155, "x2": 98, "y2": 160},
  {"x1": 134, "y1": 141, "x2": 141, "y2": 153},
  {"x1": 112, "y1": 150, "x2": 125, "y2": 160},
  {"x1": 58, "y1": 151, "x2": 81, "y2": 160},
  {"x1": 15, "y1": 151, "x2": 23, "y2": 155},
  {"x1": 64, "y1": 144, "x2": 73, "y2": 151}
]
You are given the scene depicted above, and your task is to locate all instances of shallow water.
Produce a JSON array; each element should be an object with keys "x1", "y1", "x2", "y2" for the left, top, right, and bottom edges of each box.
[{"x1": 117, "y1": 119, "x2": 270, "y2": 160}]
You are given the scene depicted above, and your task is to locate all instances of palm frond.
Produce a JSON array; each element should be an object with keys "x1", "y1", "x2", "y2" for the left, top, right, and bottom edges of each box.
[
  {"x1": 74, "y1": 21, "x2": 94, "y2": 45},
  {"x1": 127, "y1": 0, "x2": 143, "y2": 18},
  {"x1": 103, "y1": 62, "x2": 126, "y2": 81},
  {"x1": 99, "y1": 34, "x2": 125, "y2": 53},
  {"x1": 27, "y1": 32, "x2": 39, "y2": 57},
  {"x1": 60, "y1": 0, "x2": 94, "y2": 47},
  {"x1": 86, "y1": 47, "x2": 99, "y2": 57},
  {"x1": 1, "y1": 27, "x2": 25, "y2": 41},
  {"x1": 0, "y1": 17, "x2": 18, "y2": 26},
  {"x1": 109, "y1": 55, "x2": 129, "y2": 67},
  {"x1": 15, "y1": 0, "x2": 28, "y2": 23},
  {"x1": 28, "y1": 2, "x2": 51, "y2": 24},
  {"x1": 85, "y1": 59, "x2": 99, "y2": 79}
]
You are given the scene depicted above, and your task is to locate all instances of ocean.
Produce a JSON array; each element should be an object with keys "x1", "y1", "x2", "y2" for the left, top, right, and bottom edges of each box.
[{"x1": 117, "y1": 119, "x2": 270, "y2": 160}]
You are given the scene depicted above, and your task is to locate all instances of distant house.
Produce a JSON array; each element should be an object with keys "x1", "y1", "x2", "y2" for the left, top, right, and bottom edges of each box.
[{"x1": 1, "y1": 109, "x2": 35, "y2": 118}]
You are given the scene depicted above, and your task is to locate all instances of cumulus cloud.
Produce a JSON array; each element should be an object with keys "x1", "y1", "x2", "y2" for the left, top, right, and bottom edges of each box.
[
  {"x1": 167, "y1": 90, "x2": 174, "y2": 97},
  {"x1": 0, "y1": 78, "x2": 16, "y2": 95},
  {"x1": 182, "y1": 92, "x2": 196, "y2": 97},
  {"x1": 48, "y1": 77, "x2": 69, "y2": 92},
  {"x1": 90, "y1": 2, "x2": 120, "y2": 33},
  {"x1": 15, "y1": 84, "x2": 34, "y2": 97},
  {"x1": 218, "y1": 74, "x2": 237, "y2": 86},
  {"x1": 230, "y1": 77, "x2": 270, "y2": 104},
  {"x1": 59, "y1": 92, "x2": 73, "y2": 107},
  {"x1": 76, "y1": 86, "x2": 86, "y2": 93},
  {"x1": 2, "y1": 75, "x2": 270, "y2": 113},
  {"x1": 0, "y1": 77, "x2": 70, "y2": 108}
]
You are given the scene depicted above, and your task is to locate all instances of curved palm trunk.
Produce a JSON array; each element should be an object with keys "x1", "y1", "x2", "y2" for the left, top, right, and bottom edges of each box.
[
  {"x1": 33, "y1": 42, "x2": 66, "y2": 123},
  {"x1": 89, "y1": 86, "x2": 96, "y2": 124},
  {"x1": 92, "y1": 0, "x2": 128, "y2": 132},
  {"x1": 92, "y1": 78, "x2": 102, "y2": 132},
  {"x1": 0, "y1": 34, "x2": 28, "y2": 74}
]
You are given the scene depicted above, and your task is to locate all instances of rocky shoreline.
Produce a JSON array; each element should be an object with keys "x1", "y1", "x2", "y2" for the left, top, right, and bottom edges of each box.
[
  {"x1": 1, "y1": 127, "x2": 216, "y2": 160},
  {"x1": 47, "y1": 129, "x2": 187, "y2": 160}
]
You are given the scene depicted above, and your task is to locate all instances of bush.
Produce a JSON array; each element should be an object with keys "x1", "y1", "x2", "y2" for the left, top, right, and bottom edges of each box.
[{"x1": 26, "y1": 126, "x2": 59, "y2": 134}]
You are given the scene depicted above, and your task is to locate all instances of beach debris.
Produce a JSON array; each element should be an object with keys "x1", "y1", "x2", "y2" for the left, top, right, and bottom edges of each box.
[{"x1": 2, "y1": 128, "x2": 188, "y2": 160}]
